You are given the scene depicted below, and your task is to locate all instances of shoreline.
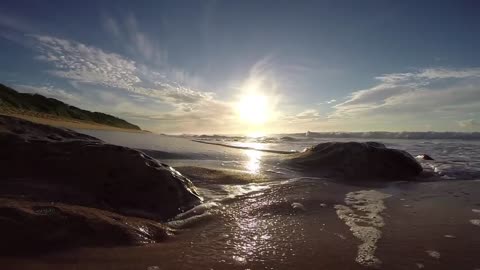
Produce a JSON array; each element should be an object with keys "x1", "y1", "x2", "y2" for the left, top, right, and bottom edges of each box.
[
  {"x1": 2, "y1": 115, "x2": 480, "y2": 270},
  {"x1": 2, "y1": 178, "x2": 479, "y2": 270},
  {"x1": 192, "y1": 139, "x2": 297, "y2": 154},
  {"x1": 0, "y1": 111, "x2": 147, "y2": 133}
]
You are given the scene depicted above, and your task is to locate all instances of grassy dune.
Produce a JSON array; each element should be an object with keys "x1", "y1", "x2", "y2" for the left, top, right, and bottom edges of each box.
[{"x1": 0, "y1": 84, "x2": 142, "y2": 131}]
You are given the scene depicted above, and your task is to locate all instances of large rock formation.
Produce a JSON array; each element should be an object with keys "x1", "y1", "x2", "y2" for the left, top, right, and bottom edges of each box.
[
  {"x1": 0, "y1": 115, "x2": 202, "y2": 221},
  {"x1": 285, "y1": 142, "x2": 422, "y2": 180},
  {"x1": 0, "y1": 198, "x2": 171, "y2": 254}
]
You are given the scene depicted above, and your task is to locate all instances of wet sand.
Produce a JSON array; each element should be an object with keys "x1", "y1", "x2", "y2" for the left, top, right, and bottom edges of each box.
[
  {"x1": 377, "y1": 180, "x2": 480, "y2": 270},
  {"x1": 2, "y1": 122, "x2": 480, "y2": 270},
  {"x1": 1, "y1": 169, "x2": 479, "y2": 270}
]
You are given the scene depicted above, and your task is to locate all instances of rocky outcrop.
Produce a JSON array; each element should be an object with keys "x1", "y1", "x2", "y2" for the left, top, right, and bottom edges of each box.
[
  {"x1": 0, "y1": 115, "x2": 202, "y2": 221},
  {"x1": 285, "y1": 142, "x2": 422, "y2": 180},
  {"x1": 0, "y1": 198, "x2": 171, "y2": 254}
]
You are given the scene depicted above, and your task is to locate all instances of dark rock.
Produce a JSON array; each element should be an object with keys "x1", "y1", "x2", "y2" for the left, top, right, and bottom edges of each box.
[
  {"x1": 0, "y1": 115, "x2": 202, "y2": 221},
  {"x1": 0, "y1": 198, "x2": 171, "y2": 254},
  {"x1": 285, "y1": 141, "x2": 423, "y2": 180}
]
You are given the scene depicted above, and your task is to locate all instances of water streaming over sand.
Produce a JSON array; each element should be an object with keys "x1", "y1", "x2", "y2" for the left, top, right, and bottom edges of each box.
[{"x1": 335, "y1": 190, "x2": 391, "y2": 268}]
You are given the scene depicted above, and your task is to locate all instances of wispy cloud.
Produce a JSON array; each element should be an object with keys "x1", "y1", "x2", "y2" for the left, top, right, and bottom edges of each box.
[
  {"x1": 282, "y1": 109, "x2": 322, "y2": 123},
  {"x1": 326, "y1": 99, "x2": 336, "y2": 104},
  {"x1": 34, "y1": 35, "x2": 141, "y2": 89},
  {"x1": 102, "y1": 16, "x2": 121, "y2": 38},
  {"x1": 373, "y1": 68, "x2": 480, "y2": 83},
  {"x1": 32, "y1": 34, "x2": 216, "y2": 105},
  {"x1": 332, "y1": 68, "x2": 480, "y2": 122},
  {"x1": 458, "y1": 119, "x2": 480, "y2": 129},
  {"x1": 29, "y1": 33, "x2": 238, "y2": 132},
  {"x1": 0, "y1": 13, "x2": 33, "y2": 33},
  {"x1": 295, "y1": 109, "x2": 321, "y2": 120},
  {"x1": 0, "y1": 13, "x2": 35, "y2": 44},
  {"x1": 102, "y1": 14, "x2": 167, "y2": 65}
]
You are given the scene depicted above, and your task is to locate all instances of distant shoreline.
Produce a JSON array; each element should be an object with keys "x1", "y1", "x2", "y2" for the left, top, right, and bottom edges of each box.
[{"x1": 0, "y1": 111, "x2": 147, "y2": 133}]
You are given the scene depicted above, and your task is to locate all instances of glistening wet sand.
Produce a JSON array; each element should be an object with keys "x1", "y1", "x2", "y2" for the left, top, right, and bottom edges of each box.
[
  {"x1": 2, "y1": 126, "x2": 480, "y2": 270},
  {"x1": 2, "y1": 174, "x2": 480, "y2": 270}
]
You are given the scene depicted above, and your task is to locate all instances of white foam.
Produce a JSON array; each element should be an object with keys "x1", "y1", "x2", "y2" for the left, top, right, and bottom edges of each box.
[
  {"x1": 167, "y1": 211, "x2": 214, "y2": 229},
  {"x1": 232, "y1": 255, "x2": 247, "y2": 265},
  {"x1": 218, "y1": 184, "x2": 269, "y2": 201},
  {"x1": 334, "y1": 190, "x2": 391, "y2": 268},
  {"x1": 470, "y1": 219, "x2": 480, "y2": 226},
  {"x1": 426, "y1": 250, "x2": 441, "y2": 259},
  {"x1": 416, "y1": 263, "x2": 425, "y2": 269},
  {"x1": 291, "y1": 202, "x2": 306, "y2": 211},
  {"x1": 167, "y1": 201, "x2": 221, "y2": 229},
  {"x1": 175, "y1": 201, "x2": 220, "y2": 220}
]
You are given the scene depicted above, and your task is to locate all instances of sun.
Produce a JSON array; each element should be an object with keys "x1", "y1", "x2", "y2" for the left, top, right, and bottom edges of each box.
[{"x1": 236, "y1": 94, "x2": 269, "y2": 125}]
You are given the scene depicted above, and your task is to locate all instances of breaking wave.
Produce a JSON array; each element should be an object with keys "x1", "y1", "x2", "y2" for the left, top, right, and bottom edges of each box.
[
  {"x1": 304, "y1": 131, "x2": 480, "y2": 140},
  {"x1": 182, "y1": 131, "x2": 480, "y2": 143}
]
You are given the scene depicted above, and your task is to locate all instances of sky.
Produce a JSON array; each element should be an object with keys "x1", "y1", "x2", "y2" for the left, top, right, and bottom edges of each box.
[{"x1": 1, "y1": 0, "x2": 480, "y2": 134}]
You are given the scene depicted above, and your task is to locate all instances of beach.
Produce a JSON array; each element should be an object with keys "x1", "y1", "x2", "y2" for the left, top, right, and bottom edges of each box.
[
  {"x1": 1, "y1": 2, "x2": 478, "y2": 269},
  {"x1": 1, "y1": 176, "x2": 479, "y2": 270},
  {"x1": 1, "y1": 118, "x2": 480, "y2": 270},
  {"x1": 0, "y1": 122, "x2": 480, "y2": 270}
]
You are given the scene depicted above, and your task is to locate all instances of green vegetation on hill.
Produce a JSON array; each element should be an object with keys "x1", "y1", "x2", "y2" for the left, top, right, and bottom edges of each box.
[{"x1": 0, "y1": 84, "x2": 141, "y2": 130}]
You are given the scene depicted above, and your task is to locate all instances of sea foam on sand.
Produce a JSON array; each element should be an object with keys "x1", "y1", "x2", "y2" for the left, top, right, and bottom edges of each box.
[{"x1": 335, "y1": 190, "x2": 391, "y2": 268}]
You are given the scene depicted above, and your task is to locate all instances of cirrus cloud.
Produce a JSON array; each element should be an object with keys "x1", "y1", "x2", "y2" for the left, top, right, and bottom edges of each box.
[
  {"x1": 28, "y1": 33, "x2": 238, "y2": 132},
  {"x1": 32, "y1": 34, "x2": 217, "y2": 106},
  {"x1": 332, "y1": 68, "x2": 480, "y2": 125},
  {"x1": 34, "y1": 35, "x2": 141, "y2": 90},
  {"x1": 458, "y1": 119, "x2": 480, "y2": 129}
]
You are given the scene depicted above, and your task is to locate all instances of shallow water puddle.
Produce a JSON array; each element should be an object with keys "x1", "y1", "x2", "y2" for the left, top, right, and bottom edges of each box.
[{"x1": 334, "y1": 190, "x2": 391, "y2": 268}]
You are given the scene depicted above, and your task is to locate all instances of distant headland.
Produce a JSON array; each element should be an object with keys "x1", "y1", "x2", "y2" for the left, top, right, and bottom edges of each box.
[{"x1": 0, "y1": 84, "x2": 142, "y2": 132}]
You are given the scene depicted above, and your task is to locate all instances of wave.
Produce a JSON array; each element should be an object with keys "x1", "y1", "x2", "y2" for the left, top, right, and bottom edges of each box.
[
  {"x1": 303, "y1": 131, "x2": 480, "y2": 140},
  {"x1": 192, "y1": 139, "x2": 297, "y2": 154},
  {"x1": 183, "y1": 131, "x2": 480, "y2": 141}
]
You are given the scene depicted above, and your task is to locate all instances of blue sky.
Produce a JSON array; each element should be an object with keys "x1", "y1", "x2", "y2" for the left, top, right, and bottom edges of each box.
[{"x1": 1, "y1": 0, "x2": 480, "y2": 133}]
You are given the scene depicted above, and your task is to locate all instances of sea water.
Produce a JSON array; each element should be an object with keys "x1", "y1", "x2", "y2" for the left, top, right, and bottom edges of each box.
[
  {"x1": 81, "y1": 130, "x2": 480, "y2": 181},
  {"x1": 30, "y1": 130, "x2": 477, "y2": 270}
]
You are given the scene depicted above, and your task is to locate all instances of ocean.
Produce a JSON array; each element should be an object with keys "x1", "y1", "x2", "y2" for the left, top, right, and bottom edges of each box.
[
  {"x1": 7, "y1": 130, "x2": 480, "y2": 270},
  {"x1": 82, "y1": 130, "x2": 480, "y2": 182}
]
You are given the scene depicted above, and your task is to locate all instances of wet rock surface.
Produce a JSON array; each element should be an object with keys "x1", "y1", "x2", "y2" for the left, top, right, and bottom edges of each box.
[
  {"x1": 0, "y1": 115, "x2": 201, "y2": 221},
  {"x1": 0, "y1": 198, "x2": 171, "y2": 255},
  {"x1": 285, "y1": 141, "x2": 423, "y2": 180},
  {"x1": 0, "y1": 115, "x2": 203, "y2": 252}
]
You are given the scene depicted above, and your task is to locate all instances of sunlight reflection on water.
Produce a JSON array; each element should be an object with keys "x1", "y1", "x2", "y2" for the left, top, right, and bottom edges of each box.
[
  {"x1": 227, "y1": 192, "x2": 299, "y2": 266},
  {"x1": 245, "y1": 150, "x2": 263, "y2": 174}
]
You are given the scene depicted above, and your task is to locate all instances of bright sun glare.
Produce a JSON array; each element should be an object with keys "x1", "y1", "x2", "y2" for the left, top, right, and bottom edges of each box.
[{"x1": 236, "y1": 94, "x2": 269, "y2": 125}]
